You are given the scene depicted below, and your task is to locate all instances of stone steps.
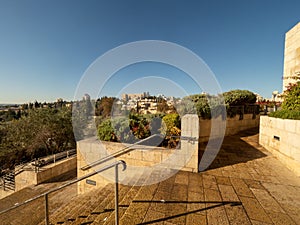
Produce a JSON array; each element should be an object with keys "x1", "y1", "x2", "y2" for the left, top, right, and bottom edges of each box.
[
  {"x1": 1, "y1": 170, "x2": 203, "y2": 225},
  {"x1": 0, "y1": 181, "x2": 77, "y2": 225},
  {"x1": 46, "y1": 172, "x2": 149, "y2": 225},
  {"x1": 84, "y1": 174, "x2": 148, "y2": 225},
  {"x1": 48, "y1": 183, "x2": 113, "y2": 224}
]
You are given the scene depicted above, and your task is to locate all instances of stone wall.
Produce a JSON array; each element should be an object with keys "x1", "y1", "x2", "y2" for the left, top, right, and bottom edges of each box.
[
  {"x1": 15, "y1": 156, "x2": 77, "y2": 192},
  {"x1": 199, "y1": 114, "x2": 260, "y2": 142},
  {"x1": 259, "y1": 116, "x2": 300, "y2": 176},
  {"x1": 77, "y1": 114, "x2": 199, "y2": 194},
  {"x1": 282, "y1": 22, "x2": 300, "y2": 91}
]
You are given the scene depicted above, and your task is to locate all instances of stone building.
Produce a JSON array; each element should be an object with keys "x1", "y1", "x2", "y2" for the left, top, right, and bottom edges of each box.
[{"x1": 282, "y1": 22, "x2": 300, "y2": 91}]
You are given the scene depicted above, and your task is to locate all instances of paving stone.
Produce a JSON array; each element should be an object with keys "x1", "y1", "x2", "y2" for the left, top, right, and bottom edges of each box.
[
  {"x1": 215, "y1": 176, "x2": 231, "y2": 185},
  {"x1": 240, "y1": 196, "x2": 272, "y2": 223},
  {"x1": 244, "y1": 179, "x2": 265, "y2": 189},
  {"x1": 203, "y1": 188, "x2": 221, "y2": 202},
  {"x1": 230, "y1": 178, "x2": 254, "y2": 197},
  {"x1": 174, "y1": 172, "x2": 189, "y2": 185},
  {"x1": 251, "y1": 188, "x2": 285, "y2": 213},
  {"x1": 262, "y1": 183, "x2": 300, "y2": 216},
  {"x1": 163, "y1": 222, "x2": 177, "y2": 225},
  {"x1": 119, "y1": 212, "x2": 144, "y2": 224},
  {"x1": 251, "y1": 220, "x2": 273, "y2": 225},
  {"x1": 266, "y1": 211, "x2": 297, "y2": 225},
  {"x1": 125, "y1": 202, "x2": 150, "y2": 220},
  {"x1": 206, "y1": 206, "x2": 229, "y2": 225},
  {"x1": 202, "y1": 174, "x2": 218, "y2": 190},
  {"x1": 218, "y1": 184, "x2": 239, "y2": 202},
  {"x1": 186, "y1": 213, "x2": 207, "y2": 225},
  {"x1": 170, "y1": 184, "x2": 187, "y2": 201},
  {"x1": 203, "y1": 168, "x2": 223, "y2": 177},
  {"x1": 224, "y1": 204, "x2": 251, "y2": 225},
  {"x1": 188, "y1": 173, "x2": 203, "y2": 192},
  {"x1": 142, "y1": 209, "x2": 165, "y2": 224},
  {"x1": 187, "y1": 191, "x2": 206, "y2": 216}
]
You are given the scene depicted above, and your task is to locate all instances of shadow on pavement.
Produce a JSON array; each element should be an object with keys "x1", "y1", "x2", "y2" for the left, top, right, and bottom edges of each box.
[
  {"x1": 200, "y1": 128, "x2": 267, "y2": 170},
  {"x1": 134, "y1": 200, "x2": 241, "y2": 225}
]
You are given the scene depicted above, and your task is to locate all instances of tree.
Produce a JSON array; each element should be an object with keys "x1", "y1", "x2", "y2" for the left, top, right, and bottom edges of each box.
[
  {"x1": 95, "y1": 97, "x2": 116, "y2": 117},
  {"x1": 0, "y1": 108, "x2": 76, "y2": 168}
]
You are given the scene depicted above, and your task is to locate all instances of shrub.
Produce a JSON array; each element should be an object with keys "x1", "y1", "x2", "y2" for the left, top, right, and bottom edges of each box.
[
  {"x1": 97, "y1": 119, "x2": 117, "y2": 142},
  {"x1": 269, "y1": 109, "x2": 300, "y2": 120},
  {"x1": 281, "y1": 82, "x2": 300, "y2": 111},
  {"x1": 161, "y1": 113, "x2": 181, "y2": 148},
  {"x1": 269, "y1": 82, "x2": 300, "y2": 120},
  {"x1": 223, "y1": 89, "x2": 257, "y2": 106},
  {"x1": 97, "y1": 113, "x2": 182, "y2": 148},
  {"x1": 180, "y1": 90, "x2": 257, "y2": 119}
]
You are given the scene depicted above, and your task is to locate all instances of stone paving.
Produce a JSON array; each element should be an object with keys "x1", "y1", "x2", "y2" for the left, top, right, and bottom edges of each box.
[
  {"x1": 122, "y1": 128, "x2": 300, "y2": 225},
  {"x1": 1, "y1": 128, "x2": 300, "y2": 225}
]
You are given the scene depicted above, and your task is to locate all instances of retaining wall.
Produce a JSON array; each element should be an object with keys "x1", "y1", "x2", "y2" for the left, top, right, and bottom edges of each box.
[
  {"x1": 15, "y1": 156, "x2": 77, "y2": 191},
  {"x1": 77, "y1": 115, "x2": 199, "y2": 194},
  {"x1": 199, "y1": 114, "x2": 260, "y2": 142},
  {"x1": 259, "y1": 116, "x2": 300, "y2": 176}
]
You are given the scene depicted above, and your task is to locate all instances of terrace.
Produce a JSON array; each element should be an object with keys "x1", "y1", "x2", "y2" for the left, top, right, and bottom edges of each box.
[{"x1": 0, "y1": 128, "x2": 299, "y2": 225}]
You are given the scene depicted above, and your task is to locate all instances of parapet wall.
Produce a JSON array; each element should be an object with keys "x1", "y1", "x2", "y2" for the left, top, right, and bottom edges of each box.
[
  {"x1": 199, "y1": 114, "x2": 260, "y2": 142},
  {"x1": 259, "y1": 116, "x2": 300, "y2": 176},
  {"x1": 77, "y1": 115, "x2": 199, "y2": 194},
  {"x1": 15, "y1": 156, "x2": 77, "y2": 191}
]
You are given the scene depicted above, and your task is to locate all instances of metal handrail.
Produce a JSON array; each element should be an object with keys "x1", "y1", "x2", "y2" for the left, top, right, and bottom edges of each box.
[
  {"x1": 81, "y1": 133, "x2": 163, "y2": 171},
  {"x1": 32, "y1": 149, "x2": 76, "y2": 168},
  {"x1": 0, "y1": 160, "x2": 127, "y2": 225}
]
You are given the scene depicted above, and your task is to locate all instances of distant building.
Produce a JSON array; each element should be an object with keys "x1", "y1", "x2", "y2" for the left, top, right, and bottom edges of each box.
[
  {"x1": 121, "y1": 92, "x2": 149, "y2": 101},
  {"x1": 282, "y1": 22, "x2": 300, "y2": 91},
  {"x1": 254, "y1": 93, "x2": 264, "y2": 102}
]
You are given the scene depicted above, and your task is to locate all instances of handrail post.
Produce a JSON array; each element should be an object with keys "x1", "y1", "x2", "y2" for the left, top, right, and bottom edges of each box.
[
  {"x1": 45, "y1": 194, "x2": 49, "y2": 225},
  {"x1": 115, "y1": 163, "x2": 119, "y2": 225}
]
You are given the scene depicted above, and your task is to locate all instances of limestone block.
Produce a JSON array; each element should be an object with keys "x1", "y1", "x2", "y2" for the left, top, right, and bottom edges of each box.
[
  {"x1": 142, "y1": 151, "x2": 162, "y2": 163},
  {"x1": 290, "y1": 147, "x2": 300, "y2": 163},
  {"x1": 127, "y1": 150, "x2": 143, "y2": 161},
  {"x1": 185, "y1": 155, "x2": 198, "y2": 170},
  {"x1": 287, "y1": 133, "x2": 300, "y2": 149},
  {"x1": 296, "y1": 120, "x2": 300, "y2": 134}
]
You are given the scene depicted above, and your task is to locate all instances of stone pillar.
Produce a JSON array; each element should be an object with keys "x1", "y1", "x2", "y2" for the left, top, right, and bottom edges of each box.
[{"x1": 181, "y1": 114, "x2": 199, "y2": 172}]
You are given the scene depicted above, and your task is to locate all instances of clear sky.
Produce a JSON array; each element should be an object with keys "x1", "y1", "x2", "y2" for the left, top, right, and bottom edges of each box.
[{"x1": 0, "y1": 0, "x2": 300, "y2": 104}]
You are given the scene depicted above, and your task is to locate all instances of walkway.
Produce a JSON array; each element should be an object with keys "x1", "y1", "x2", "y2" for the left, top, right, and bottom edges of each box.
[
  {"x1": 0, "y1": 128, "x2": 300, "y2": 225},
  {"x1": 120, "y1": 128, "x2": 300, "y2": 225}
]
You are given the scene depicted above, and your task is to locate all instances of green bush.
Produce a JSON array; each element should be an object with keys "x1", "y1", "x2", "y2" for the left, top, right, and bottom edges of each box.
[
  {"x1": 161, "y1": 113, "x2": 181, "y2": 148},
  {"x1": 97, "y1": 113, "x2": 182, "y2": 148},
  {"x1": 223, "y1": 89, "x2": 257, "y2": 106},
  {"x1": 97, "y1": 119, "x2": 118, "y2": 142},
  {"x1": 180, "y1": 90, "x2": 257, "y2": 119},
  {"x1": 281, "y1": 82, "x2": 300, "y2": 111},
  {"x1": 269, "y1": 109, "x2": 300, "y2": 120}
]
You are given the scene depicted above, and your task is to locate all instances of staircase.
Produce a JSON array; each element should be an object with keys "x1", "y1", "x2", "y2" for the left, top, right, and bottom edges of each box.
[
  {"x1": 30, "y1": 169, "x2": 198, "y2": 225},
  {"x1": 1, "y1": 169, "x2": 209, "y2": 225},
  {"x1": 1, "y1": 170, "x2": 15, "y2": 191}
]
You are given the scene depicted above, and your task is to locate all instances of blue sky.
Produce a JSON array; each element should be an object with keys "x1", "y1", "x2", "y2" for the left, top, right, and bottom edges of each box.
[{"x1": 0, "y1": 0, "x2": 299, "y2": 103}]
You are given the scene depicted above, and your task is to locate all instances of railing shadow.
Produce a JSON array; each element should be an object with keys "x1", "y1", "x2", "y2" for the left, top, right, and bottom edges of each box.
[{"x1": 133, "y1": 200, "x2": 241, "y2": 224}]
